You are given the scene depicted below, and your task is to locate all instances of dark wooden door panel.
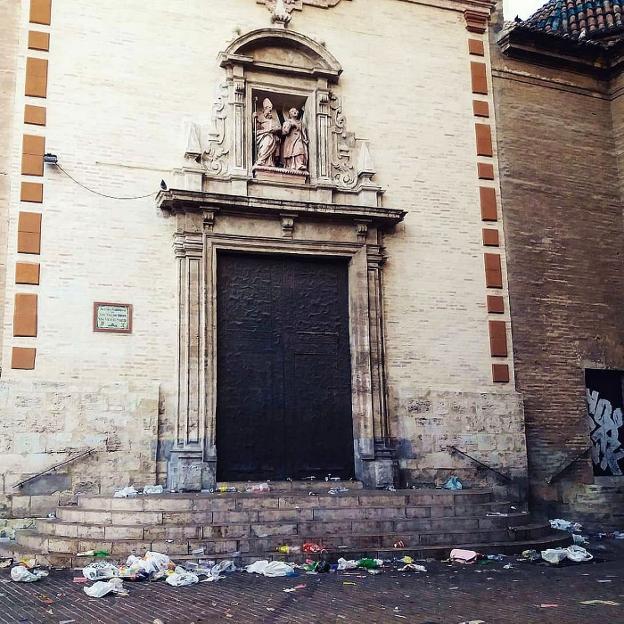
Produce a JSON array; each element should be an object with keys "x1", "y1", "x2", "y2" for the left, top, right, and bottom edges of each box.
[{"x1": 216, "y1": 252, "x2": 354, "y2": 481}]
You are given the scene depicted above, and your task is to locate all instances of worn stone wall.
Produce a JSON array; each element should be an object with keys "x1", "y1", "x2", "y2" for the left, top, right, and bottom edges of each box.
[
  {"x1": 490, "y1": 4, "x2": 624, "y2": 517},
  {"x1": 0, "y1": 380, "x2": 159, "y2": 517},
  {"x1": 1, "y1": 0, "x2": 525, "y2": 513},
  {"x1": 0, "y1": 0, "x2": 21, "y2": 365}
]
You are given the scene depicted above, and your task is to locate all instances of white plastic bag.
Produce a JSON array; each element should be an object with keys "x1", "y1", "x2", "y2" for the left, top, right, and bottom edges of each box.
[
  {"x1": 443, "y1": 476, "x2": 463, "y2": 490},
  {"x1": 206, "y1": 559, "x2": 236, "y2": 581},
  {"x1": 245, "y1": 483, "x2": 270, "y2": 493},
  {"x1": 245, "y1": 560, "x2": 294, "y2": 577},
  {"x1": 541, "y1": 548, "x2": 569, "y2": 564},
  {"x1": 450, "y1": 548, "x2": 478, "y2": 563},
  {"x1": 10, "y1": 566, "x2": 48, "y2": 582},
  {"x1": 549, "y1": 518, "x2": 583, "y2": 532},
  {"x1": 84, "y1": 577, "x2": 125, "y2": 598},
  {"x1": 566, "y1": 545, "x2": 593, "y2": 563},
  {"x1": 142, "y1": 485, "x2": 164, "y2": 495},
  {"x1": 126, "y1": 551, "x2": 170, "y2": 576},
  {"x1": 113, "y1": 486, "x2": 138, "y2": 498},
  {"x1": 337, "y1": 558, "x2": 358, "y2": 571},
  {"x1": 82, "y1": 562, "x2": 120, "y2": 581},
  {"x1": 165, "y1": 566, "x2": 199, "y2": 586}
]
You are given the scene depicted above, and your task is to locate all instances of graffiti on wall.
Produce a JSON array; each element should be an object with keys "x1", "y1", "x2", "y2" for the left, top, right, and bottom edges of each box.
[{"x1": 586, "y1": 369, "x2": 624, "y2": 477}]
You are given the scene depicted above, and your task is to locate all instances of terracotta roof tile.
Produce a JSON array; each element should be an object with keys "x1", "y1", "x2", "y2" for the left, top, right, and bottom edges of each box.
[{"x1": 521, "y1": 0, "x2": 624, "y2": 44}]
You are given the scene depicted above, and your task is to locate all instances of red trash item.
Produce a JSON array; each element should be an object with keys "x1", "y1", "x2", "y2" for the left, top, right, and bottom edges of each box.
[{"x1": 303, "y1": 542, "x2": 325, "y2": 553}]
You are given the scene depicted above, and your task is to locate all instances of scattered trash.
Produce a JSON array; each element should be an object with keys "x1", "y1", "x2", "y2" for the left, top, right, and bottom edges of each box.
[
  {"x1": 216, "y1": 485, "x2": 238, "y2": 493},
  {"x1": 597, "y1": 579, "x2": 612, "y2": 583},
  {"x1": 579, "y1": 600, "x2": 620, "y2": 606},
  {"x1": 357, "y1": 558, "x2": 382, "y2": 570},
  {"x1": 520, "y1": 549, "x2": 541, "y2": 562},
  {"x1": 343, "y1": 581, "x2": 357, "y2": 585},
  {"x1": 165, "y1": 566, "x2": 199, "y2": 587},
  {"x1": 84, "y1": 577, "x2": 127, "y2": 598},
  {"x1": 246, "y1": 483, "x2": 270, "y2": 493},
  {"x1": 539, "y1": 604, "x2": 559, "y2": 608},
  {"x1": 10, "y1": 566, "x2": 48, "y2": 582},
  {"x1": 277, "y1": 545, "x2": 301, "y2": 554},
  {"x1": 83, "y1": 562, "x2": 120, "y2": 581},
  {"x1": 283, "y1": 584, "x2": 307, "y2": 593},
  {"x1": 77, "y1": 549, "x2": 109, "y2": 558},
  {"x1": 572, "y1": 534, "x2": 589, "y2": 546},
  {"x1": 541, "y1": 545, "x2": 593, "y2": 565},
  {"x1": 0, "y1": 559, "x2": 12, "y2": 569},
  {"x1": 191, "y1": 547, "x2": 205, "y2": 555},
  {"x1": 203, "y1": 559, "x2": 236, "y2": 582},
  {"x1": 398, "y1": 564, "x2": 427, "y2": 572},
  {"x1": 245, "y1": 560, "x2": 295, "y2": 577},
  {"x1": 549, "y1": 518, "x2": 583, "y2": 533},
  {"x1": 393, "y1": 540, "x2": 406, "y2": 548},
  {"x1": 503, "y1": 563, "x2": 513, "y2": 569},
  {"x1": 486, "y1": 554, "x2": 505, "y2": 561},
  {"x1": 328, "y1": 487, "x2": 349, "y2": 495},
  {"x1": 337, "y1": 558, "x2": 358, "y2": 571},
  {"x1": 302, "y1": 542, "x2": 325, "y2": 553},
  {"x1": 72, "y1": 577, "x2": 88, "y2": 584},
  {"x1": 450, "y1": 549, "x2": 479, "y2": 564},
  {"x1": 113, "y1": 486, "x2": 139, "y2": 498},
  {"x1": 443, "y1": 476, "x2": 463, "y2": 490},
  {"x1": 142, "y1": 485, "x2": 164, "y2": 495}
]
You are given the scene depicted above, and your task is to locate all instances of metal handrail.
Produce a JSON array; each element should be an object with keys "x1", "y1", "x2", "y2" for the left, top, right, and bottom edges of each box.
[
  {"x1": 13, "y1": 448, "x2": 96, "y2": 489},
  {"x1": 545, "y1": 446, "x2": 591, "y2": 485},
  {"x1": 448, "y1": 445, "x2": 511, "y2": 482}
]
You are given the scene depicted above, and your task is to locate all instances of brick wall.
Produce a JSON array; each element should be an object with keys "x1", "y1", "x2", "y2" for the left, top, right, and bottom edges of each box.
[{"x1": 491, "y1": 4, "x2": 624, "y2": 516}]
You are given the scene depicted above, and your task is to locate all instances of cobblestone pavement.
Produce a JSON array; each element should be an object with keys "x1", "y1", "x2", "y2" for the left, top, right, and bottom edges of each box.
[{"x1": 0, "y1": 541, "x2": 623, "y2": 624}]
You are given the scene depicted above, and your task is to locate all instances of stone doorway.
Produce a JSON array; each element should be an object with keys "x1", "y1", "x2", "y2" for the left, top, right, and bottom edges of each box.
[{"x1": 216, "y1": 252, "x2": 354, "y2": 481}]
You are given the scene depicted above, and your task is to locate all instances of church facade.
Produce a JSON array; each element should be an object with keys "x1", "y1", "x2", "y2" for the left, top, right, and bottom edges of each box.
[{"x1": 1, "y1": 0, "x2": 527, "y2": 518}]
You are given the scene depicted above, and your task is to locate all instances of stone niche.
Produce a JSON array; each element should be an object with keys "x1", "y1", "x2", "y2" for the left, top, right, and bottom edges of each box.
[{"x1": 159, "y1": 27, "x2": 406, "y2": 491}]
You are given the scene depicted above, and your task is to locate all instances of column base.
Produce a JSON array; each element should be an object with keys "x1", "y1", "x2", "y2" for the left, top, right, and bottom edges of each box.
[{"x1": 167, "y1": 450, "x2": 216, "y2": 492}]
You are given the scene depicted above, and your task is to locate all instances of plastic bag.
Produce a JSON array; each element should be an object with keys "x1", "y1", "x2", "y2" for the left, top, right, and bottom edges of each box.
[
  {"x1": 541, "y1": 548, "x2": 569, "y2": 565},
  {"x1": 205, "y1": 559, "x2": 236, "y2": 581},
  {"x1": 398, "y1": 563, "x2": 427, "y2": 572},
  {"x1": 337, "y1": 558, "x2": 358, "y2": 571},
  {"x1": 10, "y1": 566, "x2": 48, "y2": 582},
  {"x1": 165, "y1": 566, "x2": 200, "y2": 586},
  {"x1": 357, "y1": 558, "x2": 382, "y2": 569},
  {"x1": 549, "y1": 518, "x2": 582, "y2": 532},
  {"x1": 83, "y1": 578, "x2": 125, "y2": 598},
  {"x1": 245, "y1": 483, "x2": 270, "y2": 493},
  {"x1": 113, "y1": 486, "x2": 138, "y2": 498},
  {"x1": 450, "y1": 549, "x2": 478, "y2": 563},
  {"x1": 443, "y1": 476, "x2": 463, "y2": 490},
  {"x1": 245, "y1": 560, "x2": 294, "y2": 577},
  {"x1": 82, "y1": 562, "x2": 120, "y2": 581},
  {"x1": 126, "y1": 552, "x2": 170, "y2": 576},
  {"x1": 566, "y1": 545, "x2": 593, "y2": 563},
  {"x1": 142, "y1": 485, "x2": 164, "y2": 495}
]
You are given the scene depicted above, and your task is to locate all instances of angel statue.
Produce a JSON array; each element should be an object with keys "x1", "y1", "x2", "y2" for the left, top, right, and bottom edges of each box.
[
  {"x1": 281, "y1": 108, "x2": 309, "y2": 171},
  {"x1": 253, "y1": 98, "x2": 281, "y2": 168}
]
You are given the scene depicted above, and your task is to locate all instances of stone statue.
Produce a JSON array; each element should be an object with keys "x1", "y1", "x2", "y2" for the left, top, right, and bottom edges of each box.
[
  {"x1": 253, "y1": 98, "x2": 281, "y2": 167},
  {"x1": 281, "y1": 108, "x2": 308, "y2": 171}
]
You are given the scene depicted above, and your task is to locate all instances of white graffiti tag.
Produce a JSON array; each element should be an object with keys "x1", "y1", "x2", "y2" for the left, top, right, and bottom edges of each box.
[{"x1": 587, "y1": 389, "x2": 624, "y2": 476}]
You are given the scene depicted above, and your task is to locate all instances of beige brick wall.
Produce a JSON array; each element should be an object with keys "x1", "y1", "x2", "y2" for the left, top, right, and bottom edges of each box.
[
  {"x1": 0, "y1": 0, "x2": 526, "y2": 506},
  {"x1": 0, "y1": 0, "x2": 21, "y2": 364}
]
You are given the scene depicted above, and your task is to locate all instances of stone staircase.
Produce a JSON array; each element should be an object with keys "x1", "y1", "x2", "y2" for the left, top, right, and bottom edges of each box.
[{"x1": 9, "y1": 482, "x2": 570, "y2": 568}]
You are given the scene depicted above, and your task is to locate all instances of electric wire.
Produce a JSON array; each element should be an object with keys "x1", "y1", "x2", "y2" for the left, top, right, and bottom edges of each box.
[{"x1": 55, "y1": 164, "x2": 159, "y2": 200}]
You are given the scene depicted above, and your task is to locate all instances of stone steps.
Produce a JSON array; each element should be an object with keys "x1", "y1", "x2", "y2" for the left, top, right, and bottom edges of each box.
[{"x1": 11, "y1": 487, "x2": 564, "y2": 569}]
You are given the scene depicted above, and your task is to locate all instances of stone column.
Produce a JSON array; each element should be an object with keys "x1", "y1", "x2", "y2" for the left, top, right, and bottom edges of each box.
[
  {"x1": 167, "y1": 231, "x2": 215, "y2": 491},
  {"x1": 367, "y1": 246, "x2": 396, "y2": 487}
]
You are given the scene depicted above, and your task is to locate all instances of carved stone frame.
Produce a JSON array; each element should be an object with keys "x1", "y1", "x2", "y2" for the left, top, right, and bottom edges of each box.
[{"x1": 163, "y1": 197, "x2": 402, "y2": 490}]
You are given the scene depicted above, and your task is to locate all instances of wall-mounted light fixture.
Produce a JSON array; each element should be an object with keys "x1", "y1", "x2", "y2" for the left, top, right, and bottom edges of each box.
[{"x1": 43, "y1": 153, "x2": 58, "y2": 164}]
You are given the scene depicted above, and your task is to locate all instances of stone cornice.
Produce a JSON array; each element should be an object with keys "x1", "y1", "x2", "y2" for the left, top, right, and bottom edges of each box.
[{"x1": 157, "y1": 189, "x2": 406, "y2": 226}]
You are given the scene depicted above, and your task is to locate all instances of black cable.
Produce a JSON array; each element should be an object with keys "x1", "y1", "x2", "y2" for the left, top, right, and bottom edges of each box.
[{"x1": 55, "y1": 164, "x2": 158, "y2": 200}]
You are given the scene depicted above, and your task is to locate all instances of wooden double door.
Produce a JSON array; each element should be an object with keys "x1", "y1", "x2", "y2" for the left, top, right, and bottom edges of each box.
[{"x1": 216, "y1": 252, "x2": 354, "y2": 481}]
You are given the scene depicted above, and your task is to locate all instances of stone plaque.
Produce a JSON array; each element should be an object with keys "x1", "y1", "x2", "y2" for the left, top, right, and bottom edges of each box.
[{"x1": 93, "y1": 302, "x2": 133, "y2": 333}]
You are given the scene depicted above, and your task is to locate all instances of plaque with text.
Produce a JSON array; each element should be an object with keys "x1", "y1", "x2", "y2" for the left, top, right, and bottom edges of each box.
[{"x1": 93, "y1": 302, "x2": 133, "y2": 333}]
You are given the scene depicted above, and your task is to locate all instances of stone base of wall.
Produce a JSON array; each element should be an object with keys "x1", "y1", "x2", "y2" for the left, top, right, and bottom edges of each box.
[
  {"x1": 0, "y1": 380, "x2": 160, "y2": 518},
  {"x1": 393, "y1": 390, "x2": 528, "y2": 501}
]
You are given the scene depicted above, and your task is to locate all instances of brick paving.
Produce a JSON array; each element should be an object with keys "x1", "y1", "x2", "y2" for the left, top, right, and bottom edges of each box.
[{"x1": 0, "y1": 541, "x2": 622, "y2": 624}]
